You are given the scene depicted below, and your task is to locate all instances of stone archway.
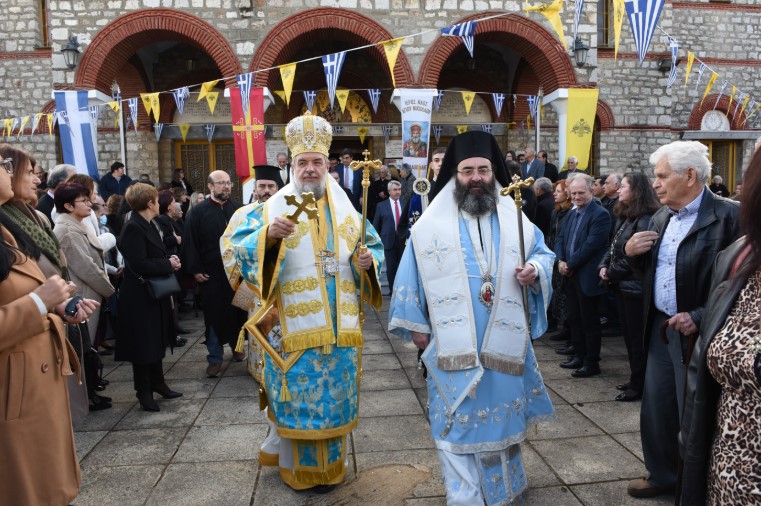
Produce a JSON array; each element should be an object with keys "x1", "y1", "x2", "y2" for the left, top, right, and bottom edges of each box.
[
  {"x1": 688, "y1": 93, "x2": 746, "y2": 130},
  {"x1": 75, "y1": 9, "x2": 242, "y2": 93}
]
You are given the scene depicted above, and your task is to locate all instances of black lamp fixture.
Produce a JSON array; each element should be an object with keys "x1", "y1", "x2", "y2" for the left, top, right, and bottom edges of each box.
[
  {"x1": 572, "y1": 37, "x2": 590, "y2": 68},
  {"x1": 60, "y1": 35, "x2": 80, "y2": 70},
  {"x1": 657, "y1": 57, "x2": 681, "y2": 74},
  {"x1": 110, "y1": 81, "x2": 121, "y2": 102}
]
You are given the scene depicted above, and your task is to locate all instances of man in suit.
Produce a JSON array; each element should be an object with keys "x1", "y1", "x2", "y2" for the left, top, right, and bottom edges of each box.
[
  {"x1": 532, "y1": 177, "x2": 554, "y2": 238},
  {"x1": 276, "y1": 152, "x2": 291, "y2": 185},
  {"x1": 554, "y1": 173, "x2": 611, "y2": 378},
  {"x1": 335, "y1": 149, "x2": 362, "y2": 210},
  {"x1": 37, "y1": 164, "x2": 76, "y2": 223},
  {"x1": 372, "y1": 180, "x2": 407, "y2": 296},
  {"x1": 99, "y1": 162, "x2": 132, "y2": 201},
  {"x1": 557, "y1": 156, "x2": 589, "y2": 180},
  {"x1": 521, "y1": 147, "x2": 544, "y2": 180},
  {"x1": 538, "y1": 150, "x2": 559, "y2": 182}
]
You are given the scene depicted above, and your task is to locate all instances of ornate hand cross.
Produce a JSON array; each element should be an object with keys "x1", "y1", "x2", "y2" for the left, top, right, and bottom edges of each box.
[
  {"x1": 500, "y1": 174, "x2": 535, "y2": 211},
  {"x1": 284, "y1": 192, "x2": 319, "y2": 224}
]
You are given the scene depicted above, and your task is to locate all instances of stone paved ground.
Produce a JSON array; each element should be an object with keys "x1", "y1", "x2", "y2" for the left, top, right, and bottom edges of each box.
[{"x1": 73, "y1": 295, "x2": 675, "y2": 505}]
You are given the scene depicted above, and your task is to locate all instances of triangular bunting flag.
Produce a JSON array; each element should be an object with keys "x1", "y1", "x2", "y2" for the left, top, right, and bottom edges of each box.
[
  {"x1": 573, "y1": 0, "x2": 585, "y2": 48},
  {"x1": 713, "y1": 80, "x2": 728, "y2": 109},
  {"x1": 433, "y1": 125, "x2": 443, "y2": 145},
  {"x1": 10, "y1": 118, "x2": 20, "y2": 137},
  {"x1": 31, "y1": 113, "x2": 43, "y2": 136},
  {"x1": 527, "y1": 114, "x2": 531, "y2": 130},
  {"x1": 273, "y1": 90, "x2": 286, "y2": 103},
  {"x1": 368, "y1": 89, "x2": 381, "y2": 114},
  {"x1": 206, "y1": 91, "x2": 219, "y2": 114},
  {"x1": 694, "y1": 62, "x2": 707, "y2": 93},
  {"x1": 236, "y1": 72, "x2": 255, "y2": 116},
  {"x1": 128, "y1": 98, "x2": 138, "y2": 132},
  {"x1": 47, "y1": 113, "x2": 55, "y2": 139},
  {"x1": 726, "y1": 86, "x2": 736, "y2": 117},
  {"x1": 441, "y1": 21, "x2": 476, "y2": 58},
  {"x1": 322, "y1": 51, "x2": 347, "y2": 108},
  {"x1": 433, "y1": 90, "x2": 445, "y2": 113},
  {"x1": 613, "y1": 0, "x2": 626, "y2": 59},
  {"x1": 88, "y1": 106, "x2": 99, "y2": 123},
  {"x1": 525, "y1": 0, "x2": 567, "y2": 50},
  {"x1": 173, "y1": 87, "x2": 189, "y2": 117},
  {"x1": 684, "y1": 52, "x2": 695, "y2": 89},
  {"x1": 303, "y1": 90, "x2": 317, "y2": 112},
  {"x1": 700, "y1": 72, "x2": 718, "y2": 106},
  {"x1": 739, "y1": 94, "x2": 751, "y2": 118},
  {"x1": 358, "y1": 126, "x2": 368, "y2": 144},
  {"x1": 624, "y1": 0, "x2": 665, "y2": 65},
  {"x1": 734, "y1": 91, "x2": 744, "y2": 117},
  {"x1": 481, "y1": 124, "x2": 492, "y2": 133},
  {"x1": 198, "y1": 80, "x2": 219, "y2": 102},
  {"x1": 666, "y1": 38, "x2": 679, "y2": 89},
  {"x1": 336, "y1": 90, "x2": 350, "y2": 113},
  {"x1": 140, "y1": 93, "x2": 153, "y2": 118},
  {"x1": 381, "y1": 38, "x2": 404, "y2": 87},
  {"x1": 461, "y1": 91, "x2": 475, "y2": 115},
  {"x1": 456, "y1": 125, "x2": 468, "y2": 134},
  {"x1": 149, "y1": 93, "x2": 160, "y2": 122},
  {"x1": 4, "y1": 119, "x2": 13, "y2": 137},
  {"x1": 527, "y1": 95, "x2": 539, "y2": 119},
  {"x1": 205, "y1": 124, "x2": 215, "y2": 143},
  {"x1": 107, "y1": 101, "x2": 120, "y2": 114},
  {"x1": 279, "y1": 63, "x2": 296, "y2": 107},
  {"x1": 153, "y1": 123, "x2": 163, "y2": 142},
  {"x1": 492, "y1": 93, "x2": 505, "y2": 118},
  {"x1": 17, "y1": 116, "x2": 30, "y2": 139},
  {"x1": 179, "y1": 123, "x2": 190, "y2": 143}
]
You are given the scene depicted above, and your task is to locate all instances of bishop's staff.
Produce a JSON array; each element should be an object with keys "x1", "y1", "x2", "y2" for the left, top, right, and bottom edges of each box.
[
  {"x1": 350, "y1": 149, "x2": 382, "y2": 326},
  {"x1": 500, "y1": 174, "x2": 534, "y2": 332}
]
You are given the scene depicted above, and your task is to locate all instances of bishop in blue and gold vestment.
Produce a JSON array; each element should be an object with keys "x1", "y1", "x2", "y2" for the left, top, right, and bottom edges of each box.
[{"x1": 228, "y1": 112, "x2": 383, "y2": 490}]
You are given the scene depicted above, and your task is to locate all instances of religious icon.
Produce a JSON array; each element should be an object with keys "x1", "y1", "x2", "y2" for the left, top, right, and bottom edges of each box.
[{"x1": 402, "y1": 121, "x2": 429, "y2": 157}]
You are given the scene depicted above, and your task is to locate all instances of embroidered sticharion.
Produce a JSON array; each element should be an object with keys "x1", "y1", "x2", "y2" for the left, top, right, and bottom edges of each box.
[
  {"x1": 284, "y1": 220, "x2": 309, "y2": 249},
  {"x1": 284, "y1": 300, "x2": 323, "y2": 318},
  {"x1": 340, "y1": 302, "x2": 359, "y2": 316},
  {"x1": 281, "y1": 277, "x2": 320, "y2": 295}
]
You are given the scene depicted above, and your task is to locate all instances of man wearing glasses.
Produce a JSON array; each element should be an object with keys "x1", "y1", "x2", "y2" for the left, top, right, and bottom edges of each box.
[{"x1": 182, "y1": 170, "x2": 246, "y2": 378}]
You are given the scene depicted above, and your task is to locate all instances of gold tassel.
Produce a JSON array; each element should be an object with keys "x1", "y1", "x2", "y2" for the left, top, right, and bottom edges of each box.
[
  {"x1": 235, "y1": 327, "x2": 246, "y2": 353},
  {"x1": 280, "y1": 377, "x2": 292, "y2": 402},
  {"x1": 322, "y1": 343, "x2": 333, "y2": 354}
]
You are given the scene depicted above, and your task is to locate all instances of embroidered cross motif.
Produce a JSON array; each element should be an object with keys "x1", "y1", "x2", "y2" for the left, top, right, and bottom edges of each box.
[
  {"x1": 284, "y1": 192, "x2": 319, "y2": 224},
  {"x1": 421, "y1": 237, "x2": 454, "y2": 268}
]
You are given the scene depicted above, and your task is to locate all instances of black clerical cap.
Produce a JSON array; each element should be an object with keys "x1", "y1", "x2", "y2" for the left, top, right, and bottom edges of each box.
[
  {"x1": 253, "y1": 165, "x2": 284, "y2": 189},
  {"x1": 429, "y1": 131, "x2": 510, "y2": 201}
]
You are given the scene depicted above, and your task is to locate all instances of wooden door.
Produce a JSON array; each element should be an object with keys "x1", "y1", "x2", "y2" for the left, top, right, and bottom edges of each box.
[{"x1": 175, "y1": 140, "x2": 242, "y2": 201}]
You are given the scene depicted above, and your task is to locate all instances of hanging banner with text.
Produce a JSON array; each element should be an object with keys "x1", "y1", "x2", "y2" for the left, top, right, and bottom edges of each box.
[
  {"x1": 399, "y1": 89, "x2": 433, "y2": 179},
  {"x1": 565, "y1": 88, "x2": 599, "y2": 171}
]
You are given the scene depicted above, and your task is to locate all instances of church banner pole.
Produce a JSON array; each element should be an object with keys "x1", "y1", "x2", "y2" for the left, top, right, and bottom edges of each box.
[
  {"x1": 500, "y1": 174, "x2": 535, "y2": 332},
  {"x1": 350, "y1": 149, "x2": 381, "y2": 326}
]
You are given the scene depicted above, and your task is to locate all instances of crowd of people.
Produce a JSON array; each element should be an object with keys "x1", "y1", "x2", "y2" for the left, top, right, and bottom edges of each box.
[{"x1": 2, "y1": 125, "x2": 760, "y2": 504}]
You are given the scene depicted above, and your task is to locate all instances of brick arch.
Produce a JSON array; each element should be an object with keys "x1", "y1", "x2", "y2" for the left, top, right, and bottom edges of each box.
[
  {"x1": 75, "y1": 9, "x2": 242, "y2": 93},
  {"x1": 250, "y1": 8, "x2": 414, "y2": 90},
  {"x1": 597, "y1": 99, "x2": 615, "y2": 130},
  {"x1": 419, "y1": 12, "x2": 577, "y2": 92},
  {"x1": 688, "y1": 94, "x2": 746, "y2": 130}
]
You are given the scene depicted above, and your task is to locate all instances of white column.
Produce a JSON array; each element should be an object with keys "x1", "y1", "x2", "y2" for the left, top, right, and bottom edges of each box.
[{"x1": 543, "y1": 89, "x2": 569, "y2": 171}]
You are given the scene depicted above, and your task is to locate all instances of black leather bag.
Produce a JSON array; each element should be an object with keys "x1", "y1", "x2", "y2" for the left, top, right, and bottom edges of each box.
[{"x1": 143, "y1": 273, "x2": 181, "y2": 300}]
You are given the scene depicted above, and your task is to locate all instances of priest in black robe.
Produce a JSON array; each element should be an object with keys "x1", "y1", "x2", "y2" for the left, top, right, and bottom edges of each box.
[{"x1": 182, "y1": 170, "x2": 246, "y2": 378}]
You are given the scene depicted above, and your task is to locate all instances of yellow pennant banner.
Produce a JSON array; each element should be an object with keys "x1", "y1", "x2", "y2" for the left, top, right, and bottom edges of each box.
[
  {"x1": 279, "y1": 63, "x2": 296, "y2": 106},
  {"x1": 613, "y1": 0, "x2": 625, "y2": 59},
  {"x1": 149, "y1": 93, "x2": 160, "y2": 122},
  {"x1": 461, "y1": 91, "x2": 476, "y2": 115},
  {"x1": 18, "y1": 116, "x2": 30, "y2": 139},
  {"x1": 179, "y1": 124, "x2": 190, "y2": 143},
  {"x1": 47, "y1": 113, "x2": 54, "y2": 139},
  {"x1": 456, "y1": 125, "x2": 468, "y2": 134},
  {"x1": 527, "y1": 114, "x2": 531, "y2": 130},
  {"x1": 206, "y1": 91, "x2": 219, "y2": 114},
  {"x1": 273, "y1": 90, "x2": 286, "y2": 103},
  {"x1": 358, "y1": 126, "x2": 368, "y2": 144},
  {"x1": 382, "y1": 37, "x2": 404, "y2": 87},
  {"x1": 684, "y1": 52, "x2": 695, "y2": 89},
  {"x1": 743, "y1": 103, "x2": 761, "y2": 126},
  {"x1": 700, "y1": 72, "x2": 718, "y2": 107},
  {"x1": 4, "y1": 119, "x2": 13, "y2": 137},
  {"x1": 140, "y1": 93, "x2": 153, "y2": 117},
  {"x1": 739, "y1": 94, "x2": 751, "y2": 118},
  {"x1": 726, "y1": 86, "x2": 737, "y2": 117},
  {"x1": 198, "y1": 80, "x2": 219, "y2": 102},
  {"x1": 565, "y1": 88, "x2": 599, "y2": 171},
  {"x1": 525, "y1": 0, "x2": 567, "y2": 50},
  {"x1": 107, "y1": 101, "x2": 120, "y2": 114},
  {"x1": 336, "y1": 90, "x2": 350, "y2": 113}
]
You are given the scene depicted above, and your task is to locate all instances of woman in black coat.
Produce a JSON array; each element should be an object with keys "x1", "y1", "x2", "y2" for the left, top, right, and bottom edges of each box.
[
  {"x1": 598, "y1": 172, "x2": 660, "y2": 402},
  {"x1": 114, "y1": 183, "x2": 183, "y2": 412}
]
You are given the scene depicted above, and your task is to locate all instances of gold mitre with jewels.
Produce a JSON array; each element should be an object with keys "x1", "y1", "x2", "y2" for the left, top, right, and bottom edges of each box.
[{"x1": 285, "y1": 111, "x2": 332, "y2": 158}]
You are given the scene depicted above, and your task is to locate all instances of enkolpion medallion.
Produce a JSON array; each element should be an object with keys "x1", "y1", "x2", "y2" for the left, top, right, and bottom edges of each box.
[{"x1": 480, "y1": 274, "x2": 495, "y2": 308}]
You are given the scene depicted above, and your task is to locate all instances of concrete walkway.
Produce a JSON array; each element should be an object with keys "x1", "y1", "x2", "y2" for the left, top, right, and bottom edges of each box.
[{"x1": 73, "y1": 297, "x2": 674, "y2": 505}]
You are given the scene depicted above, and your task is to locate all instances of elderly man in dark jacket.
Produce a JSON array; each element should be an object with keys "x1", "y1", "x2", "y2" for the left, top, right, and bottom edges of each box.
[{"x1": 623, "y1": 141, "x2": 740, "y2": 499}]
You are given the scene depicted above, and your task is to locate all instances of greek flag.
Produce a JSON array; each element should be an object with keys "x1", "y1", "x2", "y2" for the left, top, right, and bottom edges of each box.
[
  {"x1": 625, "y1": 0, "x2": 666, "y2": 65},
  {"x1": 441, "y1": 21, "x2": 476, "y2": 58},
  {"x1": 481, "y1": 124, "x2": 492, "y2": 133},
  {"x1": 153, "y1": 123, "x2": 163, "y2": 142},
  {"x1": 573, "y1": 0, "x2": 585, "y2": 46},
  {"x1": 173, "y1": 87, "x2": 190, "y2": 117},
  {"x1": 205, "y1": 124, "x2": 215, "y2": 143},
  {"x1": 433, "y1": 125, "x2": 443, "y2": 145},
  {"x1": 694, "y1": 62, "x2": 707, "y2": 92},
  {"x1": 368, "y1": 89, "x2": 381, "y2": 114},
  {"x1": 492, "y1": 93, "x2": 506, "y2": 118},
  {"x1": 383, "y1": 125, "x2": 393, "y2": 142},
  {"x1": 236, "y1": 72, "x2": 255, "y2": 116},
  {"x1": 713, "y1": 80, "x2": 728, "y2": 109},
  {"x1": 54, "y1": 91, "x2": 99, "y2": 180},
  {"x1": 666, "y1": 38, "x2": 679, "y2": 89},
  {"x1": 89, "y1": 105, "x2": 99, "y2": 122},
  {"x1": 128, "y1": 97, "x2": 139, "y2": 132},
  {"x1": 734, "y1": 92, "x2": 744, "y2": 117},
  {"x1": 303, "y1": 90, "x2": 317, "y2": 112},
  {"x1": 433, "y1": 90, "x2": 445, "y2": 112},
  {"x1": 527, "y1": 95, "x2": 539, "y2": 119},
  {"x1": 322, "y1": 51, "x2": 346, "y2": 108}
]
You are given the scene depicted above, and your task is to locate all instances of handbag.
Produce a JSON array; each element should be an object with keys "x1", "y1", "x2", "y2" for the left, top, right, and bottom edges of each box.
[{"x1": 143, "y1": 273, "x2": 182, "y2": 300}]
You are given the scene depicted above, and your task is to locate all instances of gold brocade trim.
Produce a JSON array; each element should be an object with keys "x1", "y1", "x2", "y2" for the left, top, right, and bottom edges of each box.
[
  {"x1": 336, "y1": 330, "x2": 363, "y2": 348},
  {"x1": 291, "y1": 437, "x2": 347, "y2": 485},
  {"x1": 279, "y1": 466, "x2": 347, "y2": 490},
  {"x1": 281, "y1": 277, "x2": 320, "y2": 295},
  {"x1": 282, "y1": 328, "x2": 335, "y2": 353},
  {"x1": 340, "y1": 279, "x2": 356, "y2": 294},
  {"x1": 340, "y1": 301, "x2": 359, "y2": 316},
  {"x1": 337, "y1": 215, "x2": 360, "y2": 247},
  {"x1": 259, "y1": 450, "x2": 279, "y2": 467},
  {"x1": 275, "y1": 416, "x2": 357, "y2": 440},
  {"x1": 283, "y1": 220, "x2": 309, "y2": 249},
  {"x1": 283, "y1": 300, "x2": 323, "y2": 319}
]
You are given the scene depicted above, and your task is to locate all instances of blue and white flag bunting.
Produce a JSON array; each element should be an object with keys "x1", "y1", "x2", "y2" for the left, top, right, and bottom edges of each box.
[
  {"x1": 666, "y1": 38, "x2": 679, "y2": 89},
  {"x1": 734, "y1": 91, "x2": 744, "y2": 116},
  {"x1": 173, "y1": 87, "x2": 190, "y2": 117},
  {"x1": 694, "y1": 62, "x2": 707, "y2": 92},
  {"x1": 713, "y1": 80, "x2": 729, "y2": 109},
  {"x1": 333, "y1": 125, "x2": 343, "y2": 134},
  {"x1": 236, "y1": 72, "x2": 255, "y2": 116},
  {"x1": 322, "y1": 51, "x2": 346, "y2": 108},
  {"x1": 89, "y1": 105, "x2": 99, "y2": 123},
  {"x1": 625, "y1": 0, "x2": 666, "y2": 65},
  {"x1": 527, "y1": 95, "x2": 539, "y2": 119},
  {"x1": 54, "y1": 90, "x2": 99, "y2": 180},
  {"x1": 303, "y1": 90, "x2": 317, "y2": 112},
  {"x1": 433, "y1": 125, "x2": 443, "y2": 145},
  {"x1": 31, "y1": 113, "x2": 43, "y2": 136},
  {"x1": 56, "y1": 110, "x2": 69, "y2": 129},
  {"x1": 127, "y1": 97, "x2": 138, "y2": 132},
  {"x1": 205, "y1": 124, "x2": 215, "y2": 143},
  {"x1": 492, "y1": 93, "x2": 506, "y2": 118},
  {"x1": 573, "y1": 0, "x2": 585, "y2": 47},
  {"x1": 383, "y1": 125, "x2": 393, "y2": 142},
  {"x1": 441, "y1": 21, "x2": 476, "y2": 58},
  {"x1": 10, "y1": 118, "x2": 20, "y2": 136},
  {"x1": 368, "y1": 89, "x2": 381, "y2": 114},
  {"x1": 153, "y1": 123, "x2": 163, "y2": 142},
  {"x1": 481, "y1": 124, "x2": 492, "y2": 133},
  {"x1": 433, "y1": 90, "x2": 445, "y2": 113}
]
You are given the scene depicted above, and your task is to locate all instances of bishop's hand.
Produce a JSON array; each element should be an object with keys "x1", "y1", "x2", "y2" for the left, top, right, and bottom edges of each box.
[
  {"x1": 356, "y1": 248, "x2": 373, "y2": 271},
  {"x1": 268, "y1": 216, "x2": 296, "y2": 239}
]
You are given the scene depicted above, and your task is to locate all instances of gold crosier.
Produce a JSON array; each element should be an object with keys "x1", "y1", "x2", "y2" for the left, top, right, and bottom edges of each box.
[
  {"x1": 349, "y1": 149, "x2": 381, "y2": 326},
  {"x1": 500, "y1": 174, "x2": 534, "y2": 333}
]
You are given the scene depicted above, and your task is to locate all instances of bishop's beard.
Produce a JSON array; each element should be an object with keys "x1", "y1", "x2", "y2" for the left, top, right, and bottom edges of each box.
[
  {"x1": 454, "y1": 178, "x2": 497, "y2": 216},
  {"x1": 294, "y1": 175, "x2": 326, "y2": 200}
]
